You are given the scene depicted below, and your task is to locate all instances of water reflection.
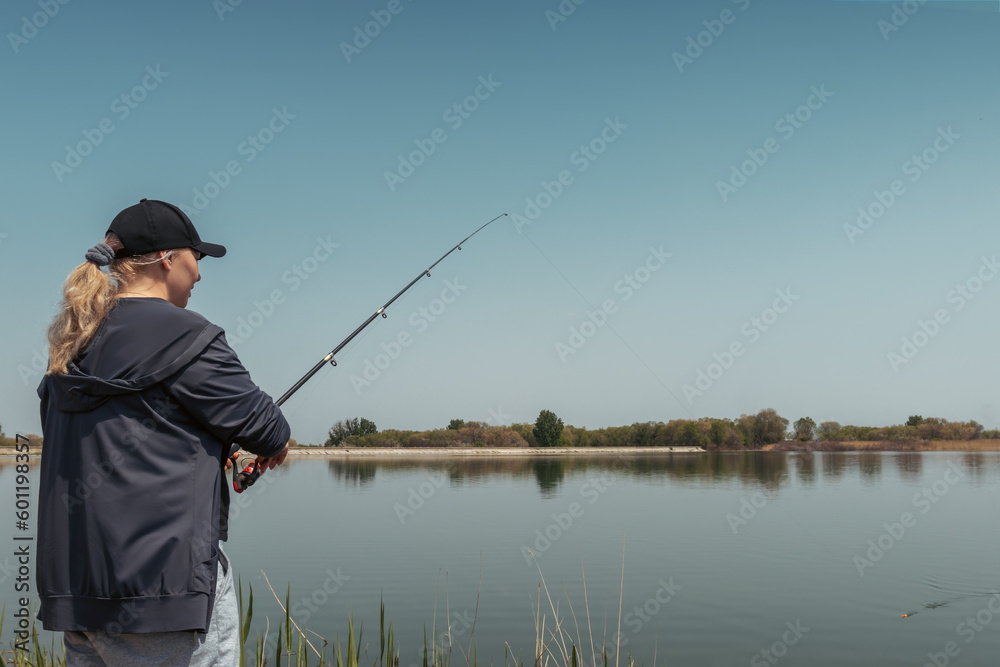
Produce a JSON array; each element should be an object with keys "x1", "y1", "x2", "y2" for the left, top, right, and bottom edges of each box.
[
  {"x1": 317, "y1": 451, "x2": 1000, "y2": 495},
  {"x1": 532, "y1": 460, "x2": 565, "y2": 498},
  {"x1": 327, "y1": 459, "x2": 377, "y2": 487},
  {"x1": 961, "y1": 453, "x2": 987, "y2": 483},
  {"x1": 323, "y1": 452, "x2": 792, "y2": 493},
  {"x1": 7, "y1": 452, "x2": 999, "y2": 496},
  {"x1": 894, "y1": 453, "x2": 922, "y2": 481},
  {"x1": 793, "y1": 453, "x2": 816, "y2": 486},
  {"x1": 857, "y1": 452, "x2": 883, "y2": 485},
  {"x1": 822, "y1": 452, "x2": 849, "y2": 481}
]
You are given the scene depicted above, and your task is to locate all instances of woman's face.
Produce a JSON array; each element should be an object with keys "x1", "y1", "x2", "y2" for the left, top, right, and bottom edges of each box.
[{"x1": 165, "y1": 248, "x2": 202, "y2": 308}]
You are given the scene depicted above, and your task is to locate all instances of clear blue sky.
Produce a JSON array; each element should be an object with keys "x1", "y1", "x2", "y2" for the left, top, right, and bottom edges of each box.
[{"x1": 1, "y1": 0, "x2": 997, "y2": 444}]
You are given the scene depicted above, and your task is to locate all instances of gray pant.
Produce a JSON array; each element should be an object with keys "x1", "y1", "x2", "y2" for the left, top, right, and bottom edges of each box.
[{"x1": 63, "y1": 545, "x2": 240, "y2": 667}]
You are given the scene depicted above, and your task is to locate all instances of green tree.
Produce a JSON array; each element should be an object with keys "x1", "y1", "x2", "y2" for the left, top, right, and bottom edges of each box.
[
  {"x1": 326, "y1": 417, "x2": 378, "y2": 447},
  {"x1": 906, "y1": 415, "x2": 924, "y2": 427},
  {"x1": 735, "y1": 414, "x2": 756, "y2": 447},
  {"x1": 510, "y1": 423, "x2": 538, "y2": 447},
  {"x1": 357, "y1": 418, "x2": 377, "y2": 436},
  {"x1": 749, "y1": 408, "x2": 788, "y2": 447},
  {"x1": 793, "y1": 417, "x2": 816, "y2": 442},
  {"x1": 679, "y1": 422, "x2": 709, "y2": 448},
  {"x1": 630, "y1": 422, "x2": 654, "y2": 447},
  {"x1": 709, "y1": 420, "x2": 727, "y2": 446},
  {"x1": 917, "y1": 417, "x2": 946, "y2": 440},
  {"x1": 447, "y1": 419, "x2": 465, "y2": 431},
  {"x1": 817, "y1": 421, "x2": 841, "y2": 441},
  {"x1": 533, "y1": 410, "x2": 564, "y2": 448}
]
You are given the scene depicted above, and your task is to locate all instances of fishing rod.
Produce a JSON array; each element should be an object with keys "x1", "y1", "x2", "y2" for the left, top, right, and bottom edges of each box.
[{"x1": 232, "y1": 212, "x2": 507, "y2": 491}]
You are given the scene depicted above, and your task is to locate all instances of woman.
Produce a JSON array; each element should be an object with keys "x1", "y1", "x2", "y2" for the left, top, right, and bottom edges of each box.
[{"x1": 37, "y1": 198, "x2": 290, "y2": 666}]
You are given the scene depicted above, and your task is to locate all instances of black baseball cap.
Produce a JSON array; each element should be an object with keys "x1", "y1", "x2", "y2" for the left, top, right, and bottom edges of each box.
[{"x1": 108, "y1": 199, "x2": 227, "y2": 259}]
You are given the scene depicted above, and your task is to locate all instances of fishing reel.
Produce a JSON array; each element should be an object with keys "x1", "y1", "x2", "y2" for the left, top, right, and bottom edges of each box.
[{"x1": 230, "y1": 453, "x2": 263, "y2": 493}]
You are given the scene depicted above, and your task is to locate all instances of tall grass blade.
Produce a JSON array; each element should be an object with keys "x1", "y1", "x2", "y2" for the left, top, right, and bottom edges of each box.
[
  {"x1": 277, "y1": 618, "x2": 284, "y2": 667},
  {"x1": 32, "y1": 615, "x2": 45, "y2": 667},
  {"x1": 286, "y1": 584, "x2": 293, "y2": 659},
  {"x1": 239, "y1": 578, "x2": 255, "y2": 667},
  {"x1": 614, "y1": 533, "x2": 625, "y2": 667},
  {"x1": 297, "y1": 630, "x2": 307, "y2": 667},
  {"x1": 356, "y1": 619, "x2": 364, "y2": 667},
  {"x1": 346, "y1": 614, "x2": 357, "y2": 667},
  {"x1": 387, "y1": 620, "x2": 395, "y2": 667}
]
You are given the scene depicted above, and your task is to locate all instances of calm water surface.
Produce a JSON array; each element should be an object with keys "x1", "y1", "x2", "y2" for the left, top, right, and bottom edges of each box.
[{"x1": 4, "y1": 452, "x2": 1000, "y2": 666}]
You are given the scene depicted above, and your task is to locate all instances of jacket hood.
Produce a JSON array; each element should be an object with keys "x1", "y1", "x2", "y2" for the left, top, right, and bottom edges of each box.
[
  {"x1": 41, "y1": 367, "x2": 143, "y2": 413},
  {"x1": 38, "y1": 298, "x2": 225, "y2": 413}
]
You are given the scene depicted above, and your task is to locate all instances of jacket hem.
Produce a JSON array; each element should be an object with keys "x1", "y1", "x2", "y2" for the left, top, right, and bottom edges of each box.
[{"x1": 39, "y1": 592, "x2": 212, "y2": 634}]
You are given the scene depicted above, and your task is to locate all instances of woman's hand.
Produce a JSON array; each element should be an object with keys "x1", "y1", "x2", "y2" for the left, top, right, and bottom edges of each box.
[{"x1": 254, "y1": 442, "x2": 290, "y2": 471}]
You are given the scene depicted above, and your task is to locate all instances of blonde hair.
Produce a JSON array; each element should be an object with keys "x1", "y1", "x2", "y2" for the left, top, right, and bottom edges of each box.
[{"x1": 46, "y1": 234, "x2": 178, "y2": 374}]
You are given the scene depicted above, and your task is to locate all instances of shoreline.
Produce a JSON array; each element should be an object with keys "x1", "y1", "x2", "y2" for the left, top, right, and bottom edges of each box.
[
  {"x1": 285, "y1": 445, "x2": 705, "y2": 457},
  {"x1": 0, "y1": 445, "x2": 705, "y2": 458},
  {"x1": 4, "y1": 440, "x2": 1000, "y2": 457},
  {"x1": 763, "y1": 438, "x2": 1000, "y2": 452}
]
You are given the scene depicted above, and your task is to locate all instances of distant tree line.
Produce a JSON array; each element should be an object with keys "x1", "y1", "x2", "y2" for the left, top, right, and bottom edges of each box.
[
  {"x1": 321, "y1": 410, "x2": 1000, "y2": 450},
  {"x1": 330, "y1": 420, "x2": 530, "y2": 449},
  {"x1": 4, "y1": 412, "x2": 997, "y2": 452},
  {"x1": 323, "y1": 408, "x2": 793, "y2": 450},
  {"x1": 557, "y1": 408, "x2": 789, "y2": 450},
  {"x1": 814, "y1": 415, "x2": 998, "y2": 442},
  {"x1": 0, "y1": 425, "x2": 41, "y2": 449}
]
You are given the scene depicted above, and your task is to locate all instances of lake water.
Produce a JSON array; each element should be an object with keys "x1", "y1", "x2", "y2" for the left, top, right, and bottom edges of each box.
[{"x1": 3, "y1": 451, "x2": 1000, "y2": 666}]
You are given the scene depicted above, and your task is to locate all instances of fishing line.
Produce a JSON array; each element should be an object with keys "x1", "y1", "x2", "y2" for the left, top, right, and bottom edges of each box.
[
  {"x1": 518, "y1": 228, "x2": 693, "y2": 419},
  {"x1": 901, "y1": 576, "x2": 1000, "y2": 618}
]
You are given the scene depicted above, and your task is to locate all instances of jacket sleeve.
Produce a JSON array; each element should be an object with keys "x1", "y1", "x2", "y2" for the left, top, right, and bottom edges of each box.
[{"x1": 164, "y1": 332, "x2": 289, "y2": 458}]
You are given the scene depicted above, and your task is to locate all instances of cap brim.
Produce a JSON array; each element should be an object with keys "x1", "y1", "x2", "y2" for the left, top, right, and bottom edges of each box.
[{"x1": 194, "y1": 242, "x2": 227, "y2": 258}]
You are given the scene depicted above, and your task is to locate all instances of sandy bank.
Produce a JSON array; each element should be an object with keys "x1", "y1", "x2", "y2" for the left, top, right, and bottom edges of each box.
[
  {"x1": 0, "y1": 445, "x2": 704, "y2": 458},
  {"x1": 284, "y1": 446, "x2": 705, "y2": 457}
]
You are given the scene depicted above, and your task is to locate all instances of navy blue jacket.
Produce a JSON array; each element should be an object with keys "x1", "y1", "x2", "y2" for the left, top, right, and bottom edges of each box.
[{"x1": 36, "y1": 297, "x2": 289, "y2": 633}]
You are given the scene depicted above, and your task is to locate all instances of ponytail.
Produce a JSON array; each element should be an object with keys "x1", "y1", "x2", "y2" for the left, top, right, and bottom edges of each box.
[{"x1": 46, "y1": 234, "x2": 176, "y2": 374}]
